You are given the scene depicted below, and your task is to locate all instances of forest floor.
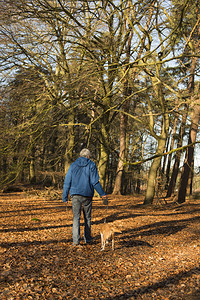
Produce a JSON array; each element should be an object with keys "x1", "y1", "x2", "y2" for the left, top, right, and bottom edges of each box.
[{"x1": 0, "y1": 188, "x2": 200, "y2": 300}]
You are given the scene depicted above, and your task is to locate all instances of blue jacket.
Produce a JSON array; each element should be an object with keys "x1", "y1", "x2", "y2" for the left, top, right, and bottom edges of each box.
[{"x1": 63, "y1": 157, "x2": 106, "y2": 202}]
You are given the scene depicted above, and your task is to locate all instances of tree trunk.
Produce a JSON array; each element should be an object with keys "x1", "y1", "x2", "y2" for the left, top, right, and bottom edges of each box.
[
  {"x1": 187, "y1": 160, "x2": 194, "y2": 195},
  {"x1": 64, "y1": 111, "x2": 75, "y2": 174},
  {"x1": 165, "y1": 113, "x2": 178, "y2": 188},
  {"x1": 144, "y1": 138, "x2": 166, "y2": 205},
  {"x1": 178, "y1": 96, "x2": 200, "y2": 203},
  {"x1": 29, "y1": 154, "x2": 36, "y2": 183},
  {"x1": 166, "y1": 105, "x2": 188, "y2": 197},
  {"x1": 161, "y1": 132, "x2": 170, "y2": 175},
  {"x1": 29, "y1": 134, "x2": 36, "y2": 183},
  {"x1": 177, "y1": 56, "x2": 199, "y2": 203},
  {"x1": 144, "y1": 70, "x2": 169, "y2": 204},
  {"x1": 112, "y1": 111, "x2": 127, "y2": 195},
  {"x1": 98, "y1": 120, "x2": 109, "y2": 189}
]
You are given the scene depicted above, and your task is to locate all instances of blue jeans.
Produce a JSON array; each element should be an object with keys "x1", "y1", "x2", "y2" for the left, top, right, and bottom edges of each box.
[{"x1": 71, "y1": 195, "x2": 93, "y2": 245}]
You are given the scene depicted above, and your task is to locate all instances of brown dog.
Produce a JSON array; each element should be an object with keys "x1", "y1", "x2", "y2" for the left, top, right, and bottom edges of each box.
[{"x1": 100, "y1": 223, "x2": 122, "y2": 250}]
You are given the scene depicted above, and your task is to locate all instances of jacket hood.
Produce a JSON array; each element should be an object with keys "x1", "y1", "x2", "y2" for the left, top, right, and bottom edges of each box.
[{"x1": 74, "y1": 157, "x2": 91, "y2": 167}]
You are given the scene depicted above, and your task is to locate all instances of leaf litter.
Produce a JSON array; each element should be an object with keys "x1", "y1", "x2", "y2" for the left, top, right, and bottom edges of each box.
[{"x1": 0, "y1": 191, "x2": 200, "y2": 299}]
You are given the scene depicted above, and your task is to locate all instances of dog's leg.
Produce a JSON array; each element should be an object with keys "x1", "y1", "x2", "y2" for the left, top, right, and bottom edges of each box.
[
  {"x1": 112, "y1": 232, "x2": 115, "y2": 250},
  {"x1": 101, "y1": 233, "x2": 105, "y2": 250}
]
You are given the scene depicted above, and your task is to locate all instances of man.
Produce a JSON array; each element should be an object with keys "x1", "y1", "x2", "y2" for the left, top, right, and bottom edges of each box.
[{"x1": 63, "y1": 148, "x2": 108, "y2": 246}]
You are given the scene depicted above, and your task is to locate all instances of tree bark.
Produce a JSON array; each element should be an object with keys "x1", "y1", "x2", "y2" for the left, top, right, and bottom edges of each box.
[
  {"x1": 165, "y1": 112, "x2": 178, "y2": 189},
  {"x1": 98, "y1": 119, "x2": 110, "y2": 189},
  {"x1": 178, "y1": 95, "x2": 200, "y2": 203},
  {"x1": 177, "y1": 56, "x2": 199, "y2": 203},
  {"x1": 166, "y1": 105, "x2": 188, "y2": 197},
  {"x1": 29, "y1": 146, "x2": 36, "y2": 184},
  {"x1": 144, "y1": 75, "x2": 169, "y2": 205},
  {"x1": 112, "y1": 111, "x2": 127, "y2": 194},
  {"x1": 64, "y1": 111, "x2": 75, "y2": 174},
  {"x1": 144, "y1": 137, "x2": 167, "y2": 205}
]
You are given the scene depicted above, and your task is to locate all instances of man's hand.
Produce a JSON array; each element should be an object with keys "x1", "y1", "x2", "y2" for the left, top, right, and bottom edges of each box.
[{"x1": 102, "y1": 195, "x2": 108, "y2": 205}]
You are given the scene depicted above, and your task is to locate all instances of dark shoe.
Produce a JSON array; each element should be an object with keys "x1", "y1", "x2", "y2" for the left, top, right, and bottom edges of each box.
[
  {"x1": 85, "y1": 238, "x2": 93, "y2": 245},
  {"x1": 86, "y1": 241, "x2": 94, "y2": 245}
]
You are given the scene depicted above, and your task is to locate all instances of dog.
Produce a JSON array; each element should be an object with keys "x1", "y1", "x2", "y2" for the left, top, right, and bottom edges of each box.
[{"x1": 100, "y1": 223, "x2": 122, "y2": 251}]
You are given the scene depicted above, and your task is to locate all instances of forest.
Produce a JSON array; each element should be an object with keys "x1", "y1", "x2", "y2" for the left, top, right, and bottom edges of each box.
[{"x1": 0, "y1": 0, "x2": 200, "y2": 205}]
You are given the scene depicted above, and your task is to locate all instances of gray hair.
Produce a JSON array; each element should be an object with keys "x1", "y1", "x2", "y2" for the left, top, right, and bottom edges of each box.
[{"x1": 80, "y1": 148, "x2": 91, "y2": 158}]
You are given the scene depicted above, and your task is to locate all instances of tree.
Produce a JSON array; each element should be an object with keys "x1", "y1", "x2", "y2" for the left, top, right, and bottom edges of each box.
[
  {"x1": 178, "y1": 82, "x2": 200, "y2": 203},
  {"x1": 0, "y1": 0, "x2": 199, "y2": 198},
  {"x1": 170, "y1": 0, "x2": 200, "y2": 202}
]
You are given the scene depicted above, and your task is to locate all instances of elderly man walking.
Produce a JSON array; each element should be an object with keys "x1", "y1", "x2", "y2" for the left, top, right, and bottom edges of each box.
[{"x1": 63, "y1": 148, "x2": 108, "y2": 246}]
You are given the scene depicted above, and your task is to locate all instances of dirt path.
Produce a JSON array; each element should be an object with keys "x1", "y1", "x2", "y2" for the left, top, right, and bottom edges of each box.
[{"x1": 0, "y1": 191, "x2": 200, "y2": 299}]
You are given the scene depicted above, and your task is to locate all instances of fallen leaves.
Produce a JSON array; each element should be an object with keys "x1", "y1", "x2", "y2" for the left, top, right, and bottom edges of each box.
[{"x1": 0, "y1": 192, "x2": 200, "y2": 299}]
